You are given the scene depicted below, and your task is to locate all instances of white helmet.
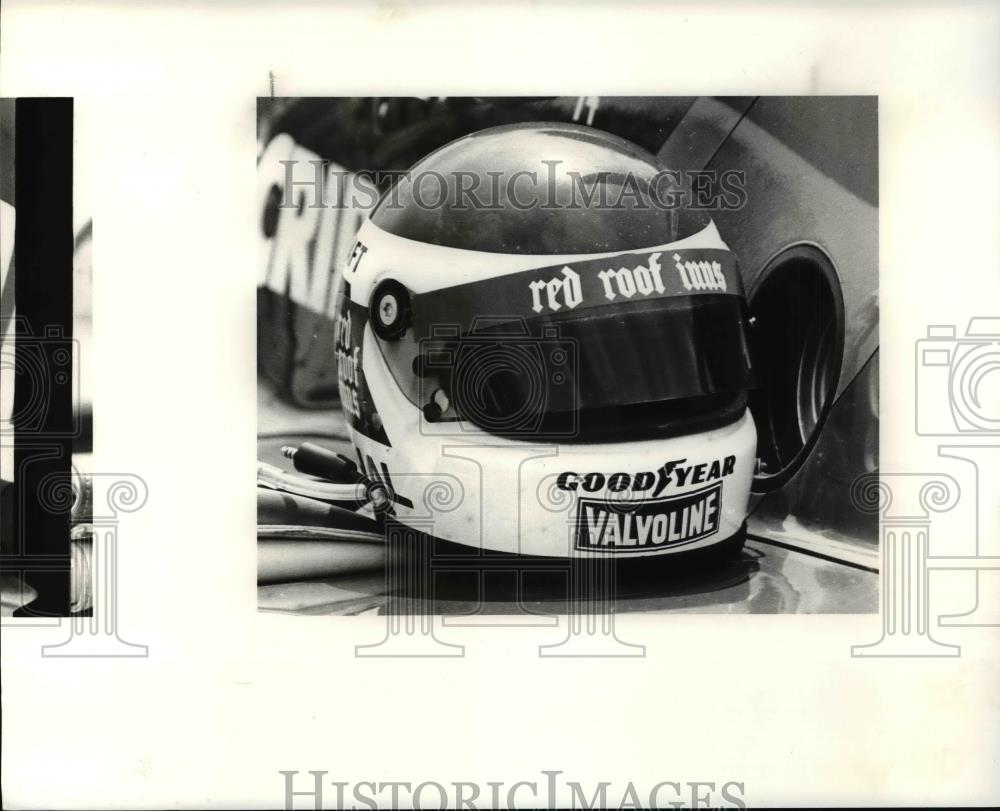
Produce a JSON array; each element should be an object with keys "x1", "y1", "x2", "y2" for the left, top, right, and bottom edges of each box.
[{"x1": 335, "y1": 123, "x2": 757, "y2": 559}]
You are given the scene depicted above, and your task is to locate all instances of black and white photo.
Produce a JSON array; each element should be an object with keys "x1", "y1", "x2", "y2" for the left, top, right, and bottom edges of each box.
[
  {"x1": 257, "y1": 96, "x2": 879, "y2": 615},
  {"x1": 2, "y1": 3, "x2": 998, "y2": 809},
  {"x1": 0, "y1": 97, "x2": 93, "y2": 618}
]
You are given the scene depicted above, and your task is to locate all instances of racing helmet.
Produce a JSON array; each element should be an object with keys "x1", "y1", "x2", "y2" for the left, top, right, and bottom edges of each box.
[{"x1": 335, "y1": 122, "x2": 757, "y2": 558}]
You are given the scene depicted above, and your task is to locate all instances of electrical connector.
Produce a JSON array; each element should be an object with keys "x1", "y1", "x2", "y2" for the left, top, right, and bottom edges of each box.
[{"x1": 280, "y1": 442, "x2": 362, "y2": 483}]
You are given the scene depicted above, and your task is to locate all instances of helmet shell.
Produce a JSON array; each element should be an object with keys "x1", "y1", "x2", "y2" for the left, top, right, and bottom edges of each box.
[{"x1": 334, "y1": 123, "x2": 756, "y2": 557}]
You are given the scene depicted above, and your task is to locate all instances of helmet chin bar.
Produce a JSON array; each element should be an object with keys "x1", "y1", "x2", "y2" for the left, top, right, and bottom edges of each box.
[{"x1": 347, "y1": 314, "x2": 758, "y2": 558}]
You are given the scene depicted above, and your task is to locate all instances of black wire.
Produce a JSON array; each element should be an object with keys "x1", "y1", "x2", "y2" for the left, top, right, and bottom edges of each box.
[{"x1": 257, "y1": 430, "x2": 352, "y2": 442}]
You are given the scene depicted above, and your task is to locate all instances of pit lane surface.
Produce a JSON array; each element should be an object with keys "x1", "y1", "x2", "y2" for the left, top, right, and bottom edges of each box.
[{"x1": 258, "y1": 382, "x2": 877, "y2": 616}]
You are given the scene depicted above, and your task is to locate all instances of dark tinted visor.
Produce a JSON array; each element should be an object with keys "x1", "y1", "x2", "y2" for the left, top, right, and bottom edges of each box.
[{"x1": 375, "y1": 247, "x2": 756, "y2": 440}]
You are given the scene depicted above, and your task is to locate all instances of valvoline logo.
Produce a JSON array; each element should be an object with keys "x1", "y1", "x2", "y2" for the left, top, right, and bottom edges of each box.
[{"x1": 575, "y1": 482, "x2": 722, "y2": 552}]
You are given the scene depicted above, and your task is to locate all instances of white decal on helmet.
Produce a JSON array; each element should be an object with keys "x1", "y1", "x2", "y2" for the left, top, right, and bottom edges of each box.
[
  {"x1": 673, "y1": 253, "x2": 727, "y2": 292},
  {"x1": 597, "y1": 252, "x2": 665, "y2": 301},
  {"x1": 529, "y1": 266, "x2": 582, "y2": 313}
]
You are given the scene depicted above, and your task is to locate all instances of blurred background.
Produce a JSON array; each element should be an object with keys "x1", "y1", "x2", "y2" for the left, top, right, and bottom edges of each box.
[{"x1": 0, "y1": 97, "x2": 92, "y2": 615}]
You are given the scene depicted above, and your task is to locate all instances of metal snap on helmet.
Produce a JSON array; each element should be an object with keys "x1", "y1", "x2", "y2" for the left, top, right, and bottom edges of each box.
[{"x1": 334, "y1": 122, "x2": 758, "y2": 558}]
